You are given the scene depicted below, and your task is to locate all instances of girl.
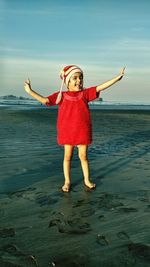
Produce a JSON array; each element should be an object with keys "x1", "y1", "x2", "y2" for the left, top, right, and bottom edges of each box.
[{"x1": 24, "y1": 65, "x2": 125, "y2": 192}]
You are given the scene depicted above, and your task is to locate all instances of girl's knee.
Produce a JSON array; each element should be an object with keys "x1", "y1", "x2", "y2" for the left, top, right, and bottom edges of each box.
[
  {"x1": 64, "y1": 145, "x2": 74, "y2": 161},
  {"x1": 78, "y1": 152, "x2": 87, "y2": 161},
  {"x1": 64, "y1": 153, "x2": 73, "y2": 161}
]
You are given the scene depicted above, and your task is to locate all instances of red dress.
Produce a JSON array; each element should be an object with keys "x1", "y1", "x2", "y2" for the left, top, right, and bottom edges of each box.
[{"x1": 46, "y1": 87, "x2": 99, "y2": 145}]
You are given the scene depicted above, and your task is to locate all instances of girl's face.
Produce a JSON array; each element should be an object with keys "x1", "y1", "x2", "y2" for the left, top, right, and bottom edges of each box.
[{"x1": 68, "y1": 72, "x2": 83, "y2": 91}]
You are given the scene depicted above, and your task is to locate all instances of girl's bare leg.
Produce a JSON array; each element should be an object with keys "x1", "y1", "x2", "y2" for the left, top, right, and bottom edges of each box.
[
  {"x1": 62, "y1": 145, "x2": 74, "y2": 192},
  {"x1": 78, "y1": 145, "x2": 96, "y2": 188}
]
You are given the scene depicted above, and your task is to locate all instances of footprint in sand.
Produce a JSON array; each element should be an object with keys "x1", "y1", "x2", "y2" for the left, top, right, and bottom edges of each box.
[
  {"x1": 0, "y1": 228, "x2": 15, "y2": 238},
  {"x1": 98, "y1": 215, "x2": 105, "y2": 221},
  {"x1": 117, "y1": 231, "x2": 130, "y2": 240},
  {"x1": 0, "y1": 244, "x2": 38, "y2": 266},
  {"x1": 96, "y1": 234, "x2": 109, "y2": 246},
  {"x1": 49, "y1": 212, "x2": 91, "y2": 234},
  {"x1": 128, "y1": 242, "x2": 150, "y2": 261}
]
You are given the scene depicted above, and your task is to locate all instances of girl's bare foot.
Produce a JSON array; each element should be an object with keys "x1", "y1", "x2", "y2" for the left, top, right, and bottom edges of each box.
[
  {"x1": 84, "y1": 180, "x2": 96, "y2": 189},
  {"x1": 62, "y1": 183, "x2": 70, "y2": 192}
]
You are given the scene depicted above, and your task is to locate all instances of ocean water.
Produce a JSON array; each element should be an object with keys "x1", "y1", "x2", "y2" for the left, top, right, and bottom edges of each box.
[{"x1": 0, "y1": 98, "x2": 150, "y2": 110}]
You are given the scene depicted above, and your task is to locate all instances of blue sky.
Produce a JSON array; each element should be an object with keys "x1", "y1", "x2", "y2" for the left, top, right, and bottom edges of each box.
[{"x1": 1, "y1": 0, "x2": 150, "y2": 103}]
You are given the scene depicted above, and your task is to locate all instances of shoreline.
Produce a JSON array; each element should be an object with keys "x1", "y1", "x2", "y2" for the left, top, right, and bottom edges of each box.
[{"x1": 0, "y1": 102, "x2": 150, "y2": 111}]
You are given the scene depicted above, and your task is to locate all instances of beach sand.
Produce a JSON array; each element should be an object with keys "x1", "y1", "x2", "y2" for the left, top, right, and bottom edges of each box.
[{"x1": 0, "y1": 107, "x2": 150, "y2": 267}]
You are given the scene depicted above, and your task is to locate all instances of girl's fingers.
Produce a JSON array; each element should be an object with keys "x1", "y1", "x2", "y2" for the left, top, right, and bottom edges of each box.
[
  {"x1": 122, "y1": 67, "x2": 125, "y2": 73},
  {"x1": 24, "y1": 80, "x2": 31, "y2": 85},
  {"x1": 118, "y1": 67, "x2": 125, "y2": 80},
  {"x1": 120, "y1": 67, "x2": 125, "y2": 76}
]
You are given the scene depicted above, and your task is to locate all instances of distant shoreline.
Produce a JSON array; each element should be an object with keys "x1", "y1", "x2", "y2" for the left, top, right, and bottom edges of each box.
[{"x1": 0, "y1": 102, "x2": 150, "y2": 111}]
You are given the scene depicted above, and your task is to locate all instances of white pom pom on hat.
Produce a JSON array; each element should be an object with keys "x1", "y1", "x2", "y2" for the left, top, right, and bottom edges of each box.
[{"x1": 55, "y1": 65, "x2": 83, "y2": 104}]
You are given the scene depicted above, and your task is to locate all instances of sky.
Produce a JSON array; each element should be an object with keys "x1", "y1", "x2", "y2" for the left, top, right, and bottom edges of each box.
[{"x1": 1, "y1": 0, "x2": 150, "y2": 103}]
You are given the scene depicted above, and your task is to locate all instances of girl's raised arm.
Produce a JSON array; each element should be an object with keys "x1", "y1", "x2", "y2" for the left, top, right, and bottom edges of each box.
[
  {"x1": 96, "y1": 67, "x2": 125, "y2": 93},
  {"x1": 24, "y1": 79, "x2": 49, "y2": 105}
]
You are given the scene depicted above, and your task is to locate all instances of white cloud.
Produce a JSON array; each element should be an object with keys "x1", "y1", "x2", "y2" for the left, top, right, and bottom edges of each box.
[
  {"x1": 116, "y1": 38, "x2": 150, "y2": 52},
  {"x1": 82, "y1": 38, "x2": 150, "y2": 54},
  {"x1": 0, "y1": 46, "x2": 26, "y2": 53}
]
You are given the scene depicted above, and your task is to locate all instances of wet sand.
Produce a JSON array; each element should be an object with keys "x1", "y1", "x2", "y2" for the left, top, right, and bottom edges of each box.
[{"x1": 0, "y1": 106, "x2": 150, "y2": 267}]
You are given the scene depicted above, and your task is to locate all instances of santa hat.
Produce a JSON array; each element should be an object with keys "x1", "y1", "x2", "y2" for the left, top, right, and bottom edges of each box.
[{"x1": 55, "y1": 65, "x2": 83, "y2": 104}]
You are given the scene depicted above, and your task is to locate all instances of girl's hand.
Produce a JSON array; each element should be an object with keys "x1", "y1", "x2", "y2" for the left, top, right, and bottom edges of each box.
[
  {"x1": 118, "y1": 67, "x2": 125, "y2": 81},
  {"x1": 24, "y1": 79, "x2": 31, "y2": 93}
]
